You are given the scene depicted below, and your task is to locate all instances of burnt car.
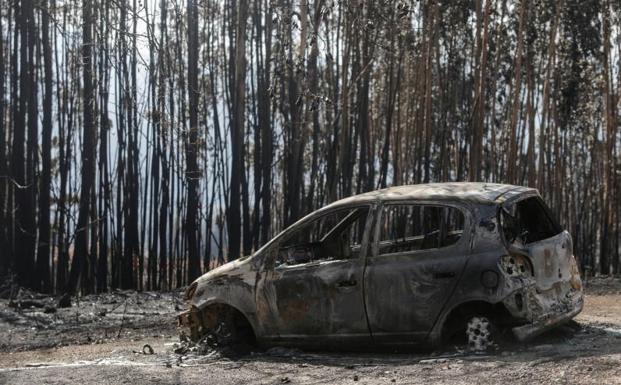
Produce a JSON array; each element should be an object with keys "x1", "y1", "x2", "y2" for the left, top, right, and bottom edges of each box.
[{"x1": 178, "y1": 183, "x2": 583, "y2": 350}]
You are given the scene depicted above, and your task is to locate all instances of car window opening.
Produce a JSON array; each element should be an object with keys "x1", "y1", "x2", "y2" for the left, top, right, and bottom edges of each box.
[
  {"x1": 276, "y1": 207, "x2": 370, "y2": 266},
  {"x1": 378, "y1": 204, "x2": 465, "y2": 255},
  {"x1": 500, "y1": 196, "x2": 562, "y2": 246}
]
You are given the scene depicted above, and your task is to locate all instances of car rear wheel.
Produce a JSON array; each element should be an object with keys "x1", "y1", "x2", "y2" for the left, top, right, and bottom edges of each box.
[{"x1": 466, "y1": 316, "x2": 496, "y2": 352}]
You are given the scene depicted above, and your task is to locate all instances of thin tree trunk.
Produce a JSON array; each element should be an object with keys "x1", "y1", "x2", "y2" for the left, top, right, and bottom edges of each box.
[
  {"x1": 469, "y1": 0, "x2": 491, "y2": 182},
  {"x1": 506, "y1": 0, "x2": 528, "y2": 184},
  {"x1": 186, "y1": 0, "x2": 201, "y2": 279},
  {"x1": 227, "y1": 0, "x2": 248, "y2": 260},
  {"x1": 64, "y1": 0, "x2": 96, "y2": 297},
  {"x1": 36, "y1": 0, "x2": 53, "y2": 293}
]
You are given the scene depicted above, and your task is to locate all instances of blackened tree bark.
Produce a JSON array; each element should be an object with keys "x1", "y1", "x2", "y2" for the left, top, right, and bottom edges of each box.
[
  {"x1": 227, "y1": 0, "x2": 248, "y2": 260},
  {"x1": 25, "y1": 0, "x2": 38, "y2": 290},
  {"x1": 129, "y1": 0, "x2": 140, "y2": 290},
  {"x1": 506, "y1": 0, "x2": 528, "y2": 184},
  {"x1": 12, "y1": 0, "x2": 36, "y2": 288},
  {"x1": 36, "y1": 0, "x2": 53, "y2": 293},
  {"x1": 158, "y1": 0, "x2": 170, "y2": 289},
  {"x1": 186, "y1": 0, "x2": 201, "y2": 280},
  {"x1": 378, "y1": 6, "x2": 397, "y2": 188},
  {"x1": 8, "y1": 5, "x2": 19, "y2": 278},
  {"x1": 306, "y1": 0, "x2": 325, "y2": 208},
  {"x1": 55, "y1": 5, "x2": 73, "y2": 291},
  {"x1": 469, "y1": 0, "x2": 491, "y2": 182},
  {"x1": 259, "y1": 0, "x2": 273, "y2": 246},
  {"x1": 0, "y1": 2, "x2": 6, "y2": 276},
  {"x1": 64, "y1": 0, "x2": 96, "y2": 297},
  {"x1": 97, "y1": 0, "x2": 111, "y2": 293}
]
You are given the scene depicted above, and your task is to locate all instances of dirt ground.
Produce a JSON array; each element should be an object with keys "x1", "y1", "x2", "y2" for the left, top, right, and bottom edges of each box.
[{"x1": 1, "y1": 278, "x2": 621, "y2": 385}]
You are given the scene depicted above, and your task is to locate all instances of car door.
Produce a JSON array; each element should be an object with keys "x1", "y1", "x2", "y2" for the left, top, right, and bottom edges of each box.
[
  {"x1": 255, "y1": 205, "x2": 374, "y2": 347},
  {"x1": 364, "y1": 202, "x2": 471, "y2": 345}
]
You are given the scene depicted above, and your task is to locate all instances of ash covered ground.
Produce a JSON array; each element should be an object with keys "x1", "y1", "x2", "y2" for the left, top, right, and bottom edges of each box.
[{"x1": 1, "y1": 278, "x2": 621, "y2": 385}]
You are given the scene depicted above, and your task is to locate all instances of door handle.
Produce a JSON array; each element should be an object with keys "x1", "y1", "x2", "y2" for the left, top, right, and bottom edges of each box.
[
  {"x1": 433, "y1": 271, "x2": 456, "y2": 279},
  {"x1": 337, "y1": 279, "x2": 357, "y2": 287}
]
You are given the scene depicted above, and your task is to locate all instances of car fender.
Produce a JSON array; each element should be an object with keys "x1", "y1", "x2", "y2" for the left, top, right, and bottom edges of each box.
[{"x1": 189, "y1": 260, "x2": 262, "y2": 338}]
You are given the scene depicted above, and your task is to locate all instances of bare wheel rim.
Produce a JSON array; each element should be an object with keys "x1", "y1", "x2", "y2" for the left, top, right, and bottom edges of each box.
[
  {"x1": 214, "y1": 321, "x2": 233, "y2": 341},
  {"x1": 466, "y1": 316, "x2": 494, "y2": 351}
]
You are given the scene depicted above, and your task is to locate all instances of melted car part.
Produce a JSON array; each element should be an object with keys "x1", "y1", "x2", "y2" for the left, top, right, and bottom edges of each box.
[
  {"x1": 185, "y1": 282, "x2": 198, "y2": 300},
  {"x1": 501, "y1": 255, "x2": 533, "y2": 277}
]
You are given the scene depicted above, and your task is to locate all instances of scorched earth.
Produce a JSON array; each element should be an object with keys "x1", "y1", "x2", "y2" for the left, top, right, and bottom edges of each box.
[{"x1": 0, "y1": 277, "x2": 620, "y2": 385}]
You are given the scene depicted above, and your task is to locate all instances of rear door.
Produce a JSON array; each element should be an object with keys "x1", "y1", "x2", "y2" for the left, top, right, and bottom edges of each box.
[{"x1": 364, "y1": 202, "x2": 471, "y2": 345}]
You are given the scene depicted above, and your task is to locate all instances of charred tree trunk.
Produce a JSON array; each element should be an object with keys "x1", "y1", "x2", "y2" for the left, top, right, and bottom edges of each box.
[
  {"x1": 36, "y1": 0, "x2": 53, "y2": 293},
  {"x1": 506, "y1": 0, "x2": 528, "y2": 184},
  {"x1": 227, "y1": 0, "x2": 248, "y2": 260},
  {"x1": 65, "y1": 0, "x2": 96, "y2": 297},
  {"x1": 186, "y1": 0, "x2": 201, "y2": 280}
]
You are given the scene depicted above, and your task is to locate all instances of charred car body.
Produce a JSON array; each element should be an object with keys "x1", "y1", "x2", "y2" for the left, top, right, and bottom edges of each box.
[{"x1": 179, "y1": 183, "x2": 583, "y2": 350}]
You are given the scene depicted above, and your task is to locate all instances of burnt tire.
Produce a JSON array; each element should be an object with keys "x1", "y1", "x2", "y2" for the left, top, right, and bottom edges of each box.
[
  {"x1": 466, "y1": 316, "x2": 496, "y2": 352},
  {"x1": 201, "y1": 306, "x2": 256, "y2": 349},
  {"x1": 209, "y1": 312, "x2": 236, "y2": 345}
]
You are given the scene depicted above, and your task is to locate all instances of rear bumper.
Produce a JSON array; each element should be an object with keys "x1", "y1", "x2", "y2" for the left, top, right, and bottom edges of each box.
[{"x1": 511, "y1": 289, "x2": 583, "y2": 341}]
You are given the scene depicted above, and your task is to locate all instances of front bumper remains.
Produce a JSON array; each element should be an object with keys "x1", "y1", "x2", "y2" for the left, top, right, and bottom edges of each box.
[{"x1": 177, "y1": 306, "x2": 202, "y2": 340}]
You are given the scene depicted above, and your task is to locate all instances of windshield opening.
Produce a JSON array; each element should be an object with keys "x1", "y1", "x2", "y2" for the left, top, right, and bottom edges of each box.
[{"x1": 500, "y1": 196, "x2": 562, "y2": 246}]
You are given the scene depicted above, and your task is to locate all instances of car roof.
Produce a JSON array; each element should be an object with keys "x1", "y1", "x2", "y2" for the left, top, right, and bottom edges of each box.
[{"x1": 328, "y1": 182, "x2": 537, "y2": 207}]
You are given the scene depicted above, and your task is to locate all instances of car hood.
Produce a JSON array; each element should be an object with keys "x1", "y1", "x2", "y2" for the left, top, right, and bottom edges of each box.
[
  {"x1": 193, "y1": 256, "x2": 252, "y2": 285},
  {"x1": 187, "y1": 255, "x2": 259, "y2": 309}
]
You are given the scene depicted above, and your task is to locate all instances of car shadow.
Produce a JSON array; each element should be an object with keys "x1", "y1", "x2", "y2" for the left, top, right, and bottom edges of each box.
[{"x1": 228, "y1": 321, "x2": 621, "y2": 367}]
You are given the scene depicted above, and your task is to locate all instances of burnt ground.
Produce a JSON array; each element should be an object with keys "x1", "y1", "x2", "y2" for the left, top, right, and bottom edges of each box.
[{"x1": 1, "y1": 278, "x2": 621, "y2": 384}]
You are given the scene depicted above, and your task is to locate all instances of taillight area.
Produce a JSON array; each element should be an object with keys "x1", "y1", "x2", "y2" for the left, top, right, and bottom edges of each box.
[{"x1": 501, "y1": 255, "x2": 533, "y2": 277}]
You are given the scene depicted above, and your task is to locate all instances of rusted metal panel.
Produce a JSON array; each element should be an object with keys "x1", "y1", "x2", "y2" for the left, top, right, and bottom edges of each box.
[
  {"x1": 364, "y1": 200, "x2": 473, "y2": 345},
  {"x1": 500, "y1": 230, "x2": 584, "y2": 341}
]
